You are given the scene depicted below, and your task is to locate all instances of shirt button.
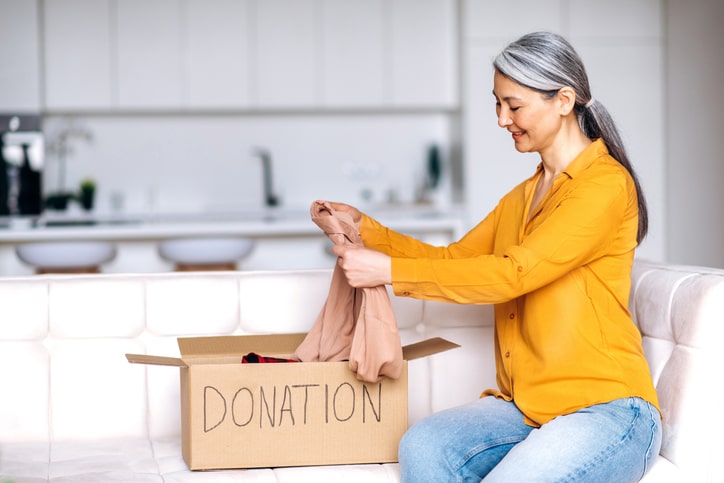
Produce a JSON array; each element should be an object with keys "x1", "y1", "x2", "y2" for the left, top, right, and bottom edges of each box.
[
  {"x1": 509, "y1": 313, "x2": 515, "y2": 320},
  {"x1": 517, "y1": 266, "x2": 523, "y2": 272},
  {"x1": 505, "y1": 351, "x2": 511, "y2": 358}
]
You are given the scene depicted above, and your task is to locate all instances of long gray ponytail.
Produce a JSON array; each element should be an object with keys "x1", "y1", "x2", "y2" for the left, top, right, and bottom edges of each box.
[{"x1": 493, "y1": 32, "x2": 648, "y2": 243}]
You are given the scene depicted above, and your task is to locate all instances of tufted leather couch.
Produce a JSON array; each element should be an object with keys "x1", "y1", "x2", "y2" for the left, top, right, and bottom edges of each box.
[{"x1": 0, "y1": 259, "x2": 720, "y2": 482}]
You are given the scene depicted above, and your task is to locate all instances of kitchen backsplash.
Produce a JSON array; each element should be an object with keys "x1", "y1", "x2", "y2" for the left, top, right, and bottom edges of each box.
[{"x1": 42, "y1": 113, "x2": 456, "y2": 216}]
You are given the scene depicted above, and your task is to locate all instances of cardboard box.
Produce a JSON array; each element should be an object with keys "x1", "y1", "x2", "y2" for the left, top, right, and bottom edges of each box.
[{"x1": 127, "y1": 333, "x2": 458, "y2": 470}]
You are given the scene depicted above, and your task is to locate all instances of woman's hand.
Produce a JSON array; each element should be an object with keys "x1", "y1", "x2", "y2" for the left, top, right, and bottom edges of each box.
[{"x1": 332, "y1": 244, "x2": 391, "y2": 288}]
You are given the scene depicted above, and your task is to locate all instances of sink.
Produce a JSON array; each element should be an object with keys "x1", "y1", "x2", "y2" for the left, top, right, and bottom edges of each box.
[
  {"x1": 42, "y1": 217, "x2": 143, "y2": 227},
  {"x1": 158, "y1": 237, "x2": 255, "y2": 265},
  {"x1": 44, "y1": 219, "x2": 98, "y2": 227},
  {"x1": 15, "y1": 241, "x2": 117, "y2": 270}
]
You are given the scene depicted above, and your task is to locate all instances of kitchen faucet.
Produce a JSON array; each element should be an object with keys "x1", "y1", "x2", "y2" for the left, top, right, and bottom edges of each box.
[{"x1": 252, "y1": 148, "x2": 279, "y2": 207}]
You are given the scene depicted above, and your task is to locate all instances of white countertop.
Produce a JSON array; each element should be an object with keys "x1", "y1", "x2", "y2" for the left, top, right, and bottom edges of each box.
[{"x1": 0, "y1": 206, "x2": 467, "y2": 243}]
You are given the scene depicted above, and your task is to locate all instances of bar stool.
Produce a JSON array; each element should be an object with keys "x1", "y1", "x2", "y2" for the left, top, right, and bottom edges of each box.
[
  {"x1": 158, "y1": 237, "x2": 255, "y2": 271},
  {"x1": 15, "y1": 241, "x2": 117, "y2": 274}
]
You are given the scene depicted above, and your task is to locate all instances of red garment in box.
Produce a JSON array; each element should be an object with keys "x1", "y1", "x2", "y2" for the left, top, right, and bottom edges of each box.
[
  {"x1": 241, "y1": 352, "x2": 298, "y2": 364},
  {"x1": 293, "y1": 200, "x2": 403, "y2": 382}
]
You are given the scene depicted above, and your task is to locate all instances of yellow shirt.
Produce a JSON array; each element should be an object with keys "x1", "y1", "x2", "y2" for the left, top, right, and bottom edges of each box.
[{"x1": 360, "y1": 139, "x2": 660, "y2": 426}]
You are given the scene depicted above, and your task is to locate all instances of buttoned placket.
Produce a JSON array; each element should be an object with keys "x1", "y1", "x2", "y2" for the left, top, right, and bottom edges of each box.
[
  {"x1": 522, "y1": 169, "x2": 571, "y2": 236},
  {"x1": 499, "y1": 300, "x2": 518, "y2": 389}
]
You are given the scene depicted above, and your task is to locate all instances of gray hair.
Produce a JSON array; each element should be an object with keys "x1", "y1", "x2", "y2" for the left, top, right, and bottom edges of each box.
[{"x1": 493, "y1": 32, "x2": 648, "y2": 243}]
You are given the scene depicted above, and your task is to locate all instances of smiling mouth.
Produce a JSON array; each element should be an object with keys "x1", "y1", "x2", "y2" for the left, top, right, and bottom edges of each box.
[{"x1": 511, "y1": 131, "x2": 525, "y2": 140}]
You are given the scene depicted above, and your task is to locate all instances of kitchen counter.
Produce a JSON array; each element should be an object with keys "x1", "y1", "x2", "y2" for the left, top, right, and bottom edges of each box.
[
  {"x1": 0, "y1": 206, "x2": 467, "y2": 275},
  {"x1": 0, "y1": 206, "x2": 466, "y2": 243}
]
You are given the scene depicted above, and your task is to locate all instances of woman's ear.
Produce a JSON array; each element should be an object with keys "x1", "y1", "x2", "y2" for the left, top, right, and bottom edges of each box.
[{"x1": 557, "y1": 87, "x2": 577, "y2": 115}]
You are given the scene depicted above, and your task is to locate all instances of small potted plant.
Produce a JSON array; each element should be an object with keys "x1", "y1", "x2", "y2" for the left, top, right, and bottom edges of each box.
[{"x1": 78, "y1": 178, "x2": 96, "y2": 211}]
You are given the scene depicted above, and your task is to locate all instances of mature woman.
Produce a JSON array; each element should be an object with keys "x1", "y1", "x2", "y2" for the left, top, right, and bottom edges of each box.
[{"x1": 326, "y1": 31, "x2": 661, "y2": 482}]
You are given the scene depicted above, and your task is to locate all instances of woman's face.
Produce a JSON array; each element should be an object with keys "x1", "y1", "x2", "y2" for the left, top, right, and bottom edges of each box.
[{"x1": 493, "y1": 70, "x2": 561, "y2": 155}]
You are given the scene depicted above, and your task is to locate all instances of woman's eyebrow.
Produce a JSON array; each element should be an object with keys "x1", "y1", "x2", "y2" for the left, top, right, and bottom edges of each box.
[{"x1": 492, "y1": 90, "x2": 523, "y2": 101}]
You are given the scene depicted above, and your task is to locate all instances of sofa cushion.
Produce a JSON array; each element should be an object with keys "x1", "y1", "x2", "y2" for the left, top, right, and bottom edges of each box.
[{"x1": 0, "y1": 342, "x2": 49, "y2": 442}]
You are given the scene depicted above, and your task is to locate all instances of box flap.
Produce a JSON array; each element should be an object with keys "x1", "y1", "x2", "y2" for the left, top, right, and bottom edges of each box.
[
  {"x1": 126, "y1": 353, "x2": 186, "y2": 367},
  {"x1": 177, "y1": 333, "x2": 308, "y2": 359},
  {"x1": 128, "y1": 334, "x2": 457, "y2": 365},
  {"x1": 402, "y1": 337, "x2": 460, "y2": 361}
]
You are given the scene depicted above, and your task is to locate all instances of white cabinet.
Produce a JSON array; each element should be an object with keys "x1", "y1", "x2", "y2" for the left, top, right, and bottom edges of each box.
[
  {"x1": 185, "y1": 0, "x2": 252, "y2": 109},
  {"x1": 43, "y1": 0, "x2": 112, "y2": 110},
  {"x1": 254, "y1": 0, "x2": 319, "y2": 108},
  {"x1": 390, "y1": 0, "x2": 457, "y2": 108},
  {"x1": 116, "y1": 0, "x2": 184, "y2": 109},
  {"x1": 43, "y1": 0, "x2": 252, "y2": 111},
  {"x1": 39, "y1": 0, "x2": 458, "y2": 112},
  {"x1": 320, "y1": 0, "x2": 385, "y2": 107},
  {"x1": 0, "y1": 0, "x2": 40, "y2": 111},
  {"x1": 319, "y1": 0, "x2": 457, "y2": 109}
]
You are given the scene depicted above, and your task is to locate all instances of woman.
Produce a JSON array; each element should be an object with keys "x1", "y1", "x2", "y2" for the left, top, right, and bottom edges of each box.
[{"x1": 326, "y1": 32, "x2": 661, "y2": 482}]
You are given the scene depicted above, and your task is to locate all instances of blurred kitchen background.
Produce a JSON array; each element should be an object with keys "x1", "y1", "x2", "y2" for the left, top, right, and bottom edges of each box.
[{"x1": 1, "y1": 0, "x2": 723, "y2": 274}]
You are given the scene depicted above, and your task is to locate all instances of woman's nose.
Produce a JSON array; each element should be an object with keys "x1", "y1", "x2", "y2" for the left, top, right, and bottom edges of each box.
[{"x1": 497, "y1": 109, "x2": 511, "y2": 128}]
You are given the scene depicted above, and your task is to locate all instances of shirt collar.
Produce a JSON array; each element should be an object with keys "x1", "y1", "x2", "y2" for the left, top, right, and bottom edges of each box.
[
  {"x1": 532, "y1": 138, "x2": 609, "y2": 180},
  {"x1": 562, "y1": 138, "x2": 608, "y2": 179}
]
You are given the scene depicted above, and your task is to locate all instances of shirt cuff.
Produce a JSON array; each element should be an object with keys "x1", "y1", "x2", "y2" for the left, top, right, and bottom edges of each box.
[{"x1": 391, "y1": 257, "x2": 419, "y2": 297}]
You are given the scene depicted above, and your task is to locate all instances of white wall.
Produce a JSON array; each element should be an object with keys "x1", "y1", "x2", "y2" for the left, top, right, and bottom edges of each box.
[
  {"x1": 43, "y1": 114, "x2": 452, "y2": 215},
  {"x1": 666, "y1": 0, "x2": 724, "y2": 268}
]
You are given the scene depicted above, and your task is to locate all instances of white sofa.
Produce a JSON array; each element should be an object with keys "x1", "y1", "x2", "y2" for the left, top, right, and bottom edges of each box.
[{"x1": 0, "y1": 259, "x2": 721, "y2": 482}]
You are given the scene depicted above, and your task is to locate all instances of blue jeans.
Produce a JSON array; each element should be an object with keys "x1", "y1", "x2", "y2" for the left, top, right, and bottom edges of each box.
[{"x1": 399, "y1": 396, "x2": 662, "y2": 482}]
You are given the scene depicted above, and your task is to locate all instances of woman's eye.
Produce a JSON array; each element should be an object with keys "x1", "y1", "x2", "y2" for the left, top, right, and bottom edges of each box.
[{"x1": 510, "y1": 106, "x2": 520, "y2": 112}]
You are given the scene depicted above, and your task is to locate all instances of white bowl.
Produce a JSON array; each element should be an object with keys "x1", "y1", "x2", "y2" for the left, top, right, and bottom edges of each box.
[
  {"x1": 158, "y1": 237, "x2": 255, "y2": 265},
  {"x1": 15, "y1": 241, "x2": 117, "y2": 269}
]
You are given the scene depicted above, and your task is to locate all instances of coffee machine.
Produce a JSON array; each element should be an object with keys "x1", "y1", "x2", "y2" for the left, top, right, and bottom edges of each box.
[{"x1": 0, "y1": 113, "x2": 44, "y2": 216}]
